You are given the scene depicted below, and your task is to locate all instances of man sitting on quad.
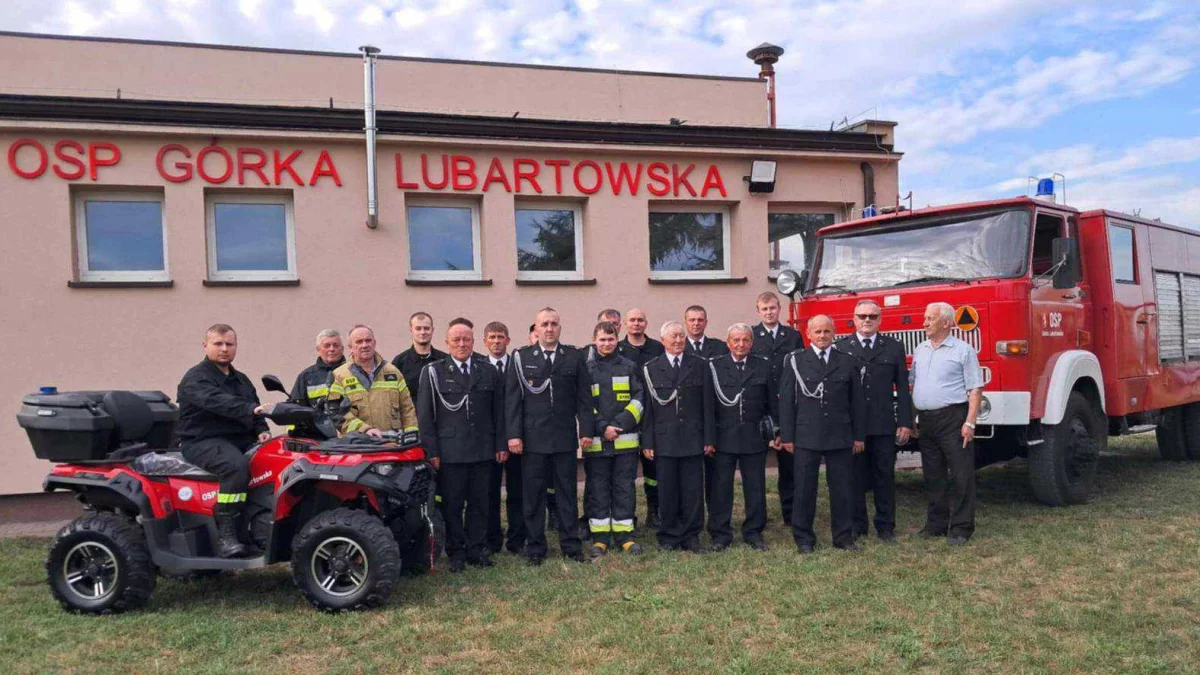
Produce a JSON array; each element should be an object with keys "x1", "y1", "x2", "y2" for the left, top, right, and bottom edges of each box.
[
  {"x1": 326, "y1": 324, "x2": 421, "y2": 444},
  {"x1": 177, "y1": 323, "x2": 273, "y2": 558}
]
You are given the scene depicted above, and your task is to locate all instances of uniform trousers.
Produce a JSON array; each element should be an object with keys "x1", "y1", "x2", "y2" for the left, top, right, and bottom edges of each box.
[
  {"x1": 917, "y1": 403, "x2": 976, "y2": 538},
  {"x1": 521, "y1": 452, "x2": 581, "y2": 557},
  {"x1": 437, "y1": 460, "x2": 492, "y2": 562},
  {"x1": 640, "y1": 453, "x2": 659, "y2": 514},
  {"x1": 775, "y1": 448, "x2": 795, "y2": 525},
  {"x1": 584, "y1": 453, "x2": 638, "y2": 545},
  {"x1": 707, "y1": 451, "x2": 767, "y2": 546},
  {"x1": 853, "y1": 434, "x2": 898, "y2": 536},
  {"x1": 180, "y1": 436, "x2": 251, "y2": 496},
  {"x1": 791, "y1": 447, "x2": 855, "y2": 549},
  {"x1": 656, "y1": 455, "x2": 705, "y2": 548},
  {"x1": 487, "y1": 454, "x2": 526, "y2": 553}
]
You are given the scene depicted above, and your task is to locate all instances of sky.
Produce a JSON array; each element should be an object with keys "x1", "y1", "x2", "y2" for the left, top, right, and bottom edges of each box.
[{"x1": 3, "y1": 0, "x2": 1198, "y2": 226}]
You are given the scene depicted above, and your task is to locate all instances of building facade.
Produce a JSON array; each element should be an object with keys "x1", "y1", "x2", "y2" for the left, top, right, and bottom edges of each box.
[{"x1": 0, "y1": 32, "x2": 899, "y2": 494}]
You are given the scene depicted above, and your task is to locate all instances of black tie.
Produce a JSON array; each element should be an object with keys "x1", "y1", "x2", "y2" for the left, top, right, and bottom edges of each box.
[
  {"x1": 737, "y1": 361, "x2": 745, "y2": 372},
  {"x1": 547, "y1": 351, "x2": 555, "y2": 366},
  {"x1": 820, "y1": 349, "x2": 828, "y2": 364},
  {"x1": 863, "y1": 339, "x2": 871, "y2": 351},
  {"x1": 460, "y1": 362, "x2": 469, "y2": 376},
  {"x1": 494, "y1": 360, "x2": 504, "y2": 375},
  {"x1": 672, "y1": 357, "x2": 680, "y2": 371}
]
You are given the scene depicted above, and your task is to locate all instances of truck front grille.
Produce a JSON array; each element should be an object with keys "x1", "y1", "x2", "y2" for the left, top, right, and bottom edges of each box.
[{"x1": 847, "y1": 328, "x2": 981, "y2": 357}]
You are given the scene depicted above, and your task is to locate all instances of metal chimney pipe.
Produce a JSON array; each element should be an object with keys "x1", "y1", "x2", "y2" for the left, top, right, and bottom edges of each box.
[
  {"x1": 746, "y1": 43, "x2": 785, "y2": 128},
  {"x1": 360, "y1": 45, "x2": 381, "y2": 229}
]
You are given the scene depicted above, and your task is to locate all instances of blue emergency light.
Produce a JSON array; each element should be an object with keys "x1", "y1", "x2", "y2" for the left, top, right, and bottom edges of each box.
[{"x1": 1036, "y1": 178, "x2": 1055, "y2": 197}]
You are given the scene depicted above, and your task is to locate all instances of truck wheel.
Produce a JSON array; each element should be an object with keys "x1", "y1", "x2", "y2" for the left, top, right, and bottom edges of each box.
[
  {"x1": 291, "y1": 508, "x2": 400, "y2": 612},
  {"x1": 1181, "y1": 403, "x2": 1200, "y2": 461},
  {"x1": 1156, "y1": 406, "x2": 1188, "y2": 460},
  {"x1": 1029, "y1": 391, "x2": 1103, "y2": 506},
  {"x1": 46, "y1": 513, "x2": 156, "y2": 614},
  {"x1": 399, "y1": 507, "x2": 445, "y2": 576}
]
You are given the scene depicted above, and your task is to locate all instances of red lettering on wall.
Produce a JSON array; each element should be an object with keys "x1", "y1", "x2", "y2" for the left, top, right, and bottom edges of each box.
[
  {"x1": 545, "y1": 159, "x2": 570, "y2": 193},
  {"x1": 646, "y1": 162, "x2": 671, "y2": 196},
  {"x1": 605, "y1": 162, "x2": 642, "y2": 195},
  {"x1": 87, "y1": 143, "x2": 121, "y2": 181},
  {"x1": 422, "y1": 154, "x2": 449, "y2": 190},
  {"x1": 573, "y1": 160, "x2": 602, "y2": 195},
  {"x1": 196, "y1": 146, "x2": 233, "y2": 184},
  {"x1": 672, "y1": 164, "x2": 697, "y2": 197},
  {"x1": 482, "y1": 157, "x2": 513, "y2": 192},
  {"x1": 237, "y1": 148, "x2": 269, "y2": 186},
  {"x1": 273, "y1": 150, "x2": 304, "y2": 186},
  {"x1": 700, "y1": 165, "x2": 727, "y2": 198},
  {"x1": 52, "y1": 141, "x2": 86, "y2": 180},
  {"x1": 156, "y1": 144, "x2": 192, "y2": 182},
  {"x1": 451, "y1": 155, "x2": 477, "y2": 191},
  {"x1": 8, "y1": 139, "x2": 48, "y2": 179},
  {"x1": 513, "y1": 158, "x2": 542, "y2": 193},
  {"x1": 395, "y1": 153, "x2": 419, "y2": 189},
  {"x1": 309, "y1": 150, "x2": 342, "y2": 186}
]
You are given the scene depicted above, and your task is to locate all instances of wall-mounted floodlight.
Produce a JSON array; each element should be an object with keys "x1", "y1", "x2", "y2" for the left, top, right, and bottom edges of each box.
[{"x1": 746, "y1": 159, "x2": 777, "y2": 193}]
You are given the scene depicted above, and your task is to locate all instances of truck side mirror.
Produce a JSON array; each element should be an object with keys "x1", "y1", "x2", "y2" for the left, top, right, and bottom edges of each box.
[
  {"x1": 261, "y1": 374, "x2": 287, "y2": 394},
  {"x1": 798, "y1": 268, "x2": 810, "y2": 292},
  {"x1": 1051, "y1": 237, "x2": 1080, "y2": 289}
]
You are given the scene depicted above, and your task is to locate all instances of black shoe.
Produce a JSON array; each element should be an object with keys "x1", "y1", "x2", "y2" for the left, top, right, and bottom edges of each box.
[
  {"x1": 467, "y1": 555, "x2": 495, "y2": 568},
  {"x1": 877, "y1": 530, "x2": 896, "y2": 543},
  {"x1": 947, "y1": 535, "x2": 970, "y2": 547},
  {"x1": 746, "y1": 538, "x2": 769, "y2": 552},
  {"x1": 710, "y1": 540, "x2": 731, "y2": 552},
  {"x1": 852, "y1": 529, "x2": 868, "y2": 541},
  {"x1": 645, "y1": 511, "x2": 661, "y2": 530},
  {"x1": 586, "y1": 542, "x2": 609, "y2": 560},
  {"x1": 526, "y1": 554, "x2": 545, "y2": 567},
  {"x1": 920, "y1": 527, "x2": 947, "y2": 540},
  {"x1": 506, "y1": 543, "x2": 524, "y2": 555},
  {"x1": 565, "y1": 551, "x2": 588, "y2": 563},
  {"x1": 797, "y1": 543, "x2": 815, "y2": 554},
  {"x1": 213, "y1": 504, "x2": 250, "y2": 559},
  {"x1": 681, "y1": 539, "x2": 710, "y2": 554},
  {"x1": 835, "y1": 542, "x2": 860, "y2": 552},
  {"x1": 620, "y1": 541, "x2": 644, "y2": 555},
  {"x1": 449, "y1": 558, "x2": 467, "y2": 574}
]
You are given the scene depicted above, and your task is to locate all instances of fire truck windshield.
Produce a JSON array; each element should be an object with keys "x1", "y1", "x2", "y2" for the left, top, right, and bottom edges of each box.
[{"x1": 812, "y1": 208, "x2": 1031, "y2": 292}]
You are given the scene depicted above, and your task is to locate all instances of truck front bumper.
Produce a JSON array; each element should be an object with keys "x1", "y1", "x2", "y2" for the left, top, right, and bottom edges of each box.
[{"x1": 976, "y1": 391, "x2": 1031, "y2": 426}]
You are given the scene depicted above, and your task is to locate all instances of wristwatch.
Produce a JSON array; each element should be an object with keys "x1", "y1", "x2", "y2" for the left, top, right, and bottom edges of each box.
[{"x1": 964, "y1": 422, "x2": 976, "y2": 429}]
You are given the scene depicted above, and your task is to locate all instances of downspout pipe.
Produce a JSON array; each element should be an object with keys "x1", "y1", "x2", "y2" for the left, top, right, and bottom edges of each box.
[
  {"x1": 360, "y1": 45, "x2": 381, "y2": 229},
  {"x1": 746, "y1": 43, "x2": 784, "y2": 129}
]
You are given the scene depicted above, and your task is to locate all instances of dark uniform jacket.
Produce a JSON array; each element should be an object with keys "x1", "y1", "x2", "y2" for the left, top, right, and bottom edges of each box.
[
  {"x1": 779, "y1": 348, "x2": 866, "y2": 452},
  {"x1": 177, "y1": 358, "x2": 268, "y2": 445},
  {"x1": 751, "y1": 322, "x2": 803, "y2": 377},
  {"x1": 417, "y1": 354, "x2": 505, "y2": 464},
  {"x1": 391, "y1": 347, "x2": 447, "y2": 402},
  {"x1": 584, "y1": 350, "x2": 645, "y2": 456},
  {"x1": 505, "y1": 343, "x2": 594, "y2": 455},
  {"x1": 289, "y1": 356, "x2": 345, "y2": 408},
  {"x1": 709, "y1": 354, "x2": 777, "y2": 455},
  {"x1": 617, "y1": 336, "x2": 665, "y2": 381},
  {"x1": 834, "y1": 334, "x2": 913, "y2": 436},
  {"x1": 685, "y1": 335, "x2": 729, "y2": 360},
  {"x1": 641, "y1": 352, "x2": 715, "y2": 458}
]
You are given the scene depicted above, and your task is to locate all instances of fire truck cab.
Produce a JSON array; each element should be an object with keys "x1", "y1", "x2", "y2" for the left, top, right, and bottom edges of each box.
[{"x1": 777, "y1": 195, "x2": 1200, "y2": 505}]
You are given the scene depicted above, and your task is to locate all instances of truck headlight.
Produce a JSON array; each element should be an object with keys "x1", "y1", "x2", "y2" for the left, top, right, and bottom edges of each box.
[
  {"x1": 978, "y1": 396, "x2": 992, "y2": 420},
  {"x1": 777, "y1": 270, "x2": 800, "y2": 296}
]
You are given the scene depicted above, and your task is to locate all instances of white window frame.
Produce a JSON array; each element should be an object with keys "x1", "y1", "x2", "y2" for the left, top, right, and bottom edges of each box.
[
  {"x1": 405, "y1": 197, "x2": 483, "y2": 281},
  {"x1": 514, "y1": 200, "x2": 585, "y2": 281},
  {"x1": 648, "y1": 203, "x2": 732, "y2": 281},
  {"x1": 205, "y1": 192, "x2": 297, "y2": 282},
  {"x1": 767, "y1": 206, "x2": 841, "y2": 279},
  {"x1": 75, "y1": 190, "x2": 169, "y2": 282}
]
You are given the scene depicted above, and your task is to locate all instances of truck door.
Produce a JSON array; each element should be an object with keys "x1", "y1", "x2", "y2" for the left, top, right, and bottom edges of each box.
[
  {"x1": 1106, "y1": 220, "x2": 1151, "y2": 381},
  {"x1": 1030, "y1": 210, "x2": 1085, "y2": 389}
]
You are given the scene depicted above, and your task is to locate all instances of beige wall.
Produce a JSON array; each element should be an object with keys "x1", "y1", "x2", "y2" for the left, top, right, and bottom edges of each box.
[
  {"x1": 0, "y1": 125, "x2": 898, "y2": 494},
  {"x1": 0, "y1": 33, "x2": 766, "y2": 127}
]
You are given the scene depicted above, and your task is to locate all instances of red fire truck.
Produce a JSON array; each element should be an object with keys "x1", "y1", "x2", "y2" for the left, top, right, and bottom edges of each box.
[{"x1": 775, "y1": 194, "x2": 1200, "y2": 505}]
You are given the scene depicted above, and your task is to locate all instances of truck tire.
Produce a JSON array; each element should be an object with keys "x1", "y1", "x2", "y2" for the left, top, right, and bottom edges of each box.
[
  {"x1": 1029, "y1": 391, "x2": 1103, "y2": 506},
  {"x1": 47, "y1": 513, "x2": 156, "y2": 614},
  {"x1": 1156, "y1": 406, "x2": 1188, "y2": 460},
  {"x1": 1181, "y1": 403, "x2": 1200, "y2": 460},
  {"x1": 291, "y1": 508, "x2": 400, "y2": 612}
]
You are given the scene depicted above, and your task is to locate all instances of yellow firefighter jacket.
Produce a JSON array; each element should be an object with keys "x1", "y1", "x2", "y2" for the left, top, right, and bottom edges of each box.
[{"x1": 327, "y1": 355, "x2": 418, "y2": 436}]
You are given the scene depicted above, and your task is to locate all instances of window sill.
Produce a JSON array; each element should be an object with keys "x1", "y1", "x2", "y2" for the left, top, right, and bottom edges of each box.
[
  {"x1": 405, "y1": 278, "x2": 493, "y2": 287},
  {"x1": 648, "y1": 277, "x2": 748, "y2": 285},
  {"x1": 515, "y1": 278, "x2": 597, "y2": 286},
  {"x1": 68, "y1": 280, "x2": 174, "y2": 289},
  {"x1": 203, "y1": 279, "x2": 301, "y2": 287}
]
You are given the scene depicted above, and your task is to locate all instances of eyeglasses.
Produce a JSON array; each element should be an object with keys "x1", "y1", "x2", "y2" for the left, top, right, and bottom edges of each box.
[{"x1": 855, "y1": 314, "x2": 880, "y2": 321}]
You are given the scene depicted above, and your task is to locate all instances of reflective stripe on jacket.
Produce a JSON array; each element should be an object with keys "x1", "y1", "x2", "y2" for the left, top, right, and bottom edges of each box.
[{"x1": 584, "y1": 350, "x2": 644, "y2": 455}]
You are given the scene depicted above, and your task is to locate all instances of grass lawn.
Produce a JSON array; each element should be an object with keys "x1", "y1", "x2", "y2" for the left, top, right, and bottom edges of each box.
[{"x1": 2, "y1": 433, "x2": 1198, "y2": 674}]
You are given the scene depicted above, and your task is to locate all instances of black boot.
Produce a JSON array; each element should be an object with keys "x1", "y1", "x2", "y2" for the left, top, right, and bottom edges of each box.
[{"x1": 214, "y1": 503, "x2": 251, "y2": 558}]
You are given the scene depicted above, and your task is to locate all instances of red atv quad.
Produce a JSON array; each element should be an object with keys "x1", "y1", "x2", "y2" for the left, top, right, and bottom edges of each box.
[{"x1": 19, "y1": 375, "x2": 443, "y2": 614}]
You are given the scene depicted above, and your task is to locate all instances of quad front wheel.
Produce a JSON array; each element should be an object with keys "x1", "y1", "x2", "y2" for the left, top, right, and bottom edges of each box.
[{"x1": 291, "y1": 508, "x2": 400, "y2": 611}]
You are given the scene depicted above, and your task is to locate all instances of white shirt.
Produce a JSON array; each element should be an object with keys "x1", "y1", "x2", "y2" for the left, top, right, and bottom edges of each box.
[
  {"x1": 856, "y1": 332, "x2": 876, "y2": 350},
  {"x1": 911, "y1": 335, "x2": 984, "y2": 410},
  {"x1": 667, "y1": 353, "x2": 683, "y2": 368},
  {"x1": 811, "y1": 345, "x2": 829, "y2": 362},
  {"x1": 764, "y1": 323, "x2": 779, "y2": 339},
  {"x1": 690, "y1": 338, "x2": 704, "y2": 352},
  {"x1": 491, "y1": 355, "x2": 507, "y2": 371},
  {"x1": 453, "y1": 357, "x2": 470, "y2": 375}
]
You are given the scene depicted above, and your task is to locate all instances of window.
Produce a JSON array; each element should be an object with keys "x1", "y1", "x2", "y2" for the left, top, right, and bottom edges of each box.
[
  {"x1": 1109, "y1": 224, "x2": 1136, "y2": 283},
  {"x1": 769, "y1": 211, "x2": 836, "y2": 278},
  {"x1": 75, "y1": 191, "x2": 168, "y2": 282},
  {"x1": 515, "y1": 202, "x2": 584, "y2": 280},
  {"x1": 1031, "y1": 213, "x2": 1064, "y2": 276},
  {"x1": 206, "y1": 192, "x2": 296, "y2": 282},
  {"x1": 648, "y1": 206, "x2": 731, "y2": 279},
  {"x1": 406, "y1": 199, "x2": 482, "y2": 280}
]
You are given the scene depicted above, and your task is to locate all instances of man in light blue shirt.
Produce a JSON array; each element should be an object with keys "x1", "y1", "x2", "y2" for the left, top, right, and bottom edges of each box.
[{"x1": 911, "y1": 302, "x2": 984, "y2": 546}]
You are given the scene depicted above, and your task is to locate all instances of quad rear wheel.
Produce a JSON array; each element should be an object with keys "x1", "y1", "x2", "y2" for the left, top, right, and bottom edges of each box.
[{"x1": 47, "y1": 513, "x2": 156, "y2": 614}]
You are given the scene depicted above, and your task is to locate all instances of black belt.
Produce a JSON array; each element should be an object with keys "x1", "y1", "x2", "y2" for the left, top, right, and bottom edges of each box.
[{"x1": 918, "y1": 402, "x2": 968, "y2": 415}]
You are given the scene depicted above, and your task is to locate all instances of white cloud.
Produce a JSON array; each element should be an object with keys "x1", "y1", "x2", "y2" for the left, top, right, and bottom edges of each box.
[
  {"x1": 355, "y1": 3, "x2": 384, "y2": 25},
  {"x1": 990, "y1": 137, "x2": 1200, "y2": 192},
  {"x1": 392, "y1": 6, "x2": 426, "y2": 29},
  {"x1": 293, "y1": 0, "x2": 339, "y2": 34},
  {"x1": 239, "y1": 0, "x2": 266, "y2": 20}
]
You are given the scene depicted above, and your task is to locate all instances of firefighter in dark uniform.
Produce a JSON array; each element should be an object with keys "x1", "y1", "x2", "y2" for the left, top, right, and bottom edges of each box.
[
  {"x1": 683, "y1": 304, "x2": 731, "y2": 360},
  {"x1": 483, "y1": 321, "x2": 526, "y2": 555},
  {"x1": 288, "y1": 329, "x2": 345, "y2": 408},
  {"x1": 505, "y1": 307, "x2": 595, "y2": 565},
  {"x1": 708, "y1": 323, "x2": 777, "y2": 552},
  {"x1": 391, "y1": 311, "x2": 447, "y2": 403},
  {"x1": 619, "y1": 308, "x2": 665, "y2": 529},
  {"x1": 642, "y1": 320, "x2": 715, "y2": 552},
  {"x1": 176, "y1": 324, "x2": 272, "y2": 558},
  {"x1": 417, "y1": 318, "x2": 507, "y2": 573},
  {"x1": 835, "y1": 299, "x2": 912, "y2": 542},
  {"x1": 583, "y1": 321, "x2": 646, "y2": 558},
  {"x1": 751, "y1": 291, "x2": 803, "y2": 526},
  {"x1": 780, "y1": 314, "x2": 866, "y2": 553}
]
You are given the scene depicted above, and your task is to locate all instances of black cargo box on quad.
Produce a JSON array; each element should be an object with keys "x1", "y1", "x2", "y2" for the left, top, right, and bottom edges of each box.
[{"x1": 17, "y1": 390, "x2": 178, "y2": 462}]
